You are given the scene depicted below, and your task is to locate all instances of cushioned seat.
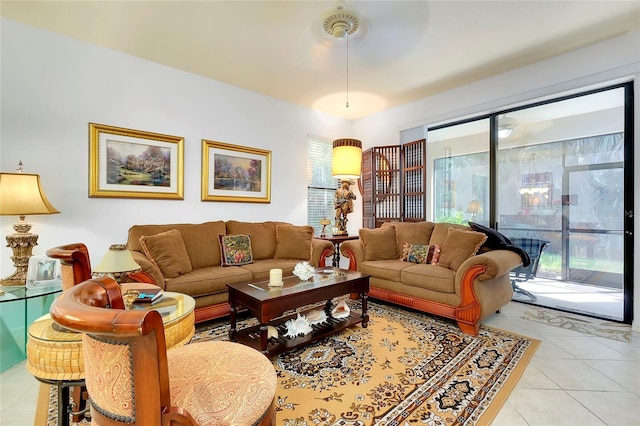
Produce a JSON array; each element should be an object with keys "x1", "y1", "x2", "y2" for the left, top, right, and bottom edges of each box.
[
  {"x1": 167, "y1": 341, "x2": 276, "y2": 425},
  {"x1": 50, "y1": 276, "x2": 277, "y2": 426}
]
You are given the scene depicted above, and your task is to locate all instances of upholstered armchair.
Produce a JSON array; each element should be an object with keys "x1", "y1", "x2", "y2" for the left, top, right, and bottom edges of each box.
[
  {"x1": 46, "y1": 243, "x2": 92, "y2": 290},
  {"x1": 49, "y1": 276, "x2": 277, "y2": 425}
]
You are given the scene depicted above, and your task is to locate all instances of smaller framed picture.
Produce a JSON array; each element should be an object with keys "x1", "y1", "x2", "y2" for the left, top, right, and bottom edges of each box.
[
  {"x1": 201, "y1": 140, "x2": 271, "y2": 203},
  {"x1": 26, "y1": 256, "x2": 62, "y2": 289}
]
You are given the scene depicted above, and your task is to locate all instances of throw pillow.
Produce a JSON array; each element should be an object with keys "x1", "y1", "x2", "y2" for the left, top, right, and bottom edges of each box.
[
  {"x1": 218, "y1": 234, "x2": 254, "y2": 266},
  {"x1": 359, "y1": 226, "x2": 398, "y2": 261},
  {"x1": 383, "y1": 221, "x2": 435, "y2": 259},
  {"x1": 139, "y1": 229, "x2": 193, "y2": 278},
  {"x1": 274, "y1": 225, "x2": 314, "y2": 260},
  {"x1": 437, "y1": 228, "x2": 487, "y2": 271},
  {"x1": 400, "y1": 242, "x2": 441, "y2": 264}
]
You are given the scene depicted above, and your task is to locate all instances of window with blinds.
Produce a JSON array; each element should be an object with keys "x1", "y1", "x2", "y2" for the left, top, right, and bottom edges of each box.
[{"x1": 307, "y1": 138, "x2": 338, "y2": 236}]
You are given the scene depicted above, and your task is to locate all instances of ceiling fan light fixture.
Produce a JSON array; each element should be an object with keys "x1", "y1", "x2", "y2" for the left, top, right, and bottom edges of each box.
[
  {"x1": 498, "y1": 115, "x2": 516, "y2": 139},
  {"x1": 331, "y1": 21, "x2": 352, "y2": 39},
  {"x1": 322, "y1": 7, "x2": 359, "y2": 40},
  {"x1": 498, "y1": 127, "x2": 513, "y2": 138}
]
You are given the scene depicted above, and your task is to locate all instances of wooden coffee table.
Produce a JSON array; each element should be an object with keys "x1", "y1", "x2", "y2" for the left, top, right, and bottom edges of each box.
[{"x1": 227, "y1": 268, "x2": 369, "y2": 357}]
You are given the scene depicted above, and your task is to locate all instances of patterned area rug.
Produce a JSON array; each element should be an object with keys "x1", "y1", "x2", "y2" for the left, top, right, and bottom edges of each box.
[
  {"x1": 49, "y1": 300, "x2": 539, "y2": 425},
  {"x1": 521, "y1": 307, "x2": 632, "y2": 342},
  {"x1": 196, "y1": 301, "x2": 539, "y2": 425}
]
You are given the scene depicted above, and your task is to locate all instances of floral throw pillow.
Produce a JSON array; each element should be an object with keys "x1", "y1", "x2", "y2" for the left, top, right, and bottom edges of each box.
[
  {"x1": 400, "y1": 242, "x2": 441, "y2": 265},
  {"x1": 218, "y1": 234, "x2": 253, "y2": 266}
]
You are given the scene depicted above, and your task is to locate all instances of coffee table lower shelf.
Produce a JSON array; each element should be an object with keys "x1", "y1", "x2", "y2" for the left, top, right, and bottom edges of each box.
[{"x1": 232, "y1": 309, "x2": 364, "y2": 357}]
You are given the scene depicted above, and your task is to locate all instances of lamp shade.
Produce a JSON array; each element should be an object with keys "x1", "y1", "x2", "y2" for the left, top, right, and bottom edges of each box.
[
  {"x1": 332, "y1": 139, "x2": 362, "y2": 179},
  {"x1": 0, "y1": 173, "x2": 60, "y2": 215},
  {"x1": 465, "y1": 200, "x2": 483, "y2": 215},
  {"x1": 93, "y1": 244, "x2": 140, "y2": 274}
]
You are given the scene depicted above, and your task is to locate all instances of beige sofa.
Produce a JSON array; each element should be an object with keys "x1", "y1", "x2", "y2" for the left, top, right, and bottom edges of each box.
[
  {"x1": 340, "y1": 221, "x2": 524, "y2": 334},
  {"x1": 127, "y1": 221, "x2": 334, "y2": 323}
]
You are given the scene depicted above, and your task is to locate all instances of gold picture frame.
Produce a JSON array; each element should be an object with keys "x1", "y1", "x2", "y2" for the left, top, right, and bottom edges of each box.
[
  {"x1": 201, "y1": 140, "x2": 271, "y2": 203},
  {"x1": 89, "y1": 123, "x2": 184, "y2": 199}
]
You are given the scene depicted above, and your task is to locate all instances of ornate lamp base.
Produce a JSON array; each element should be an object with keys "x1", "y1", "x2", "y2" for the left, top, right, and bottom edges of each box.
[{"x1": 2, "y1": 220, "x2": 38, "y2": 286}]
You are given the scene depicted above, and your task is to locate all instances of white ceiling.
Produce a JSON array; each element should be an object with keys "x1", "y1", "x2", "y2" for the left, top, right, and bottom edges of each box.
[{"x1": 2, "y1": 1, "x2": 639, "y2": 120}]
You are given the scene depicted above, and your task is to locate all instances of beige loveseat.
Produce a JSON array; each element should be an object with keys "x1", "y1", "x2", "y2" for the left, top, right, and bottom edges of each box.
[
  {"x1": 340, "y1": 221, "x2": 525, "y2": 335},
  {"x1": 127, "y1": 221, "x2": 334, "y2": 323}
]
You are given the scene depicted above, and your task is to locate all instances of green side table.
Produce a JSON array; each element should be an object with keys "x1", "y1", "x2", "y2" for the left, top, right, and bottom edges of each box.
[{"x1": 0, "y1": 284, "x2": 62, "y2": 372}]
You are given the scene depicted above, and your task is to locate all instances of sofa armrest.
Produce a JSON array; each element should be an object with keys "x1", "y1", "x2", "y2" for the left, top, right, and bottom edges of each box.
[
  {"x1": 130, "y1": 250, "x2": 166, "y2": 290},
  {"x1": 311, "y1": 239, "x2": 334, "y2": 267},
  {"x1": 457, "y1": 250, "x2": 523, "y2": 282},
  {"x1": 340, "y1": 240, "x2": 364, "y2": 271}
]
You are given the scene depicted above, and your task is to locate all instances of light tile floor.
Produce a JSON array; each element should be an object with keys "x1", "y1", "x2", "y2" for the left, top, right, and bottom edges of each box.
[
  {"x1": 1, "y1": 301, "x2": 638, "y2": 425},
  {"x1": 512, "y1": 277, "x2": 624, "y2": 321}
]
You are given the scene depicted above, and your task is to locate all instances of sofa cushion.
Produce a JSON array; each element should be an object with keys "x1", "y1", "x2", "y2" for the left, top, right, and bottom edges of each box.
[
  {"x1": 219, "y1": 234, "x2": 254, "y2": 266},
  {"x1": 428, "y1": 222, "x2": 470, "y2": 247},
  {"x1": 359, "y1": 227, "x2": 398, "y2": 260},
  {"x1": 128, "y1": 221, "x2": 226, "y2": 269},
  {"x1": 360, "y1": 260, "x2": 412, "y2": 282},
  {"x1": 382, "y1": 221, "x2": 435, "y2": 258},
  {"x1": 226, "y1": 221, "x2": 281, "y2": 260},
  {"x1": 400, "y1": 242, "x2": 441, "y2": 264},
  {"x1": 274, "y1": 224, "x2": 313, "y2": 260},
  {"x1": 164, "y1": 266, "x2": 252, "y2": 298},
  {"x1": 401, "y1": 263, "x2": 455, "y2": 293},
  {"x1": 139, "y1": 229, "x2": 193, "y2": 278},
  {"x1": 438, "y1": 228, "x2": 488, "y2": 271}
]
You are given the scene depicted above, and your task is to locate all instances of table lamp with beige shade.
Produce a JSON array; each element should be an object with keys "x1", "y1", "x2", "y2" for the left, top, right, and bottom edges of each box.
[
  {"x1": 0, "y1": 163, "x2": 60, "y2": 286},
  {"x1": 465, "y1": 199, "x2": 483, "y2": 221},
  {"x1": 92, "y1": 244, "x2": 141, "y2": 282}
]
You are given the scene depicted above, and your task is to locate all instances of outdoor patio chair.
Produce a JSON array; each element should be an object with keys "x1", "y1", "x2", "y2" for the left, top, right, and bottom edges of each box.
[{"x1": 510, "y1": 237, "x2": 550, "y2": 302}]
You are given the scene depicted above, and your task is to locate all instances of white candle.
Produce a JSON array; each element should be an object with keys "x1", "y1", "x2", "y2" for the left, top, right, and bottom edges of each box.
[{"x1": 269, "y1": 268, "x2": 282, "y2": 285}]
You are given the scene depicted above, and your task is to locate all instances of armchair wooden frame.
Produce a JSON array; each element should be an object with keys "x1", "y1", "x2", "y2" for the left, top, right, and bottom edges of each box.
[
  {"x1": 50, "y1": 276, "x2": 199, "y2": 425},
  {"x1": 46, "y1": 243, "x2": 92, "y2": 290},
  {"x1": 50, "y1": 276, "x2": 276, "y2": 425}
]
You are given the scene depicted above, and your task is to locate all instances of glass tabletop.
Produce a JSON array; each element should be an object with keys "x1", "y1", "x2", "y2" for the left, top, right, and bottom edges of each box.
[{"x1": 0, "y1": 284, "x2": 62, "y2": 303}]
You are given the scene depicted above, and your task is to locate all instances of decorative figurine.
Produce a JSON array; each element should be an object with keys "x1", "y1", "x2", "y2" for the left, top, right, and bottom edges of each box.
[{"x1": 334, "y1": 179, "x2": 356, "y2": 235}]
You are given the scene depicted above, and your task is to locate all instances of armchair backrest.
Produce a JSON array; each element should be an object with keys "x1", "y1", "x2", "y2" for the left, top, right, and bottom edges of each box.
[
  {"x1": 46, "y1": 243, "x2": 92, "y2": 290},
  {"x1": 49, "y1": 276, "x2": 186, "y2": 425}
]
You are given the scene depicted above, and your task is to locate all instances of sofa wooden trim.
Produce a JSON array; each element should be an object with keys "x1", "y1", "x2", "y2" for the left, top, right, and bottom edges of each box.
[{"x1": 365, "y1": 264, "x2": 484, "y2": 335}]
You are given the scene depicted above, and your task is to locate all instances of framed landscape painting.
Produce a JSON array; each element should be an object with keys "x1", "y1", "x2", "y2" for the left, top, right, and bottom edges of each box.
[
  {"x1": 89, "y1": 123, "x2": 184, "y2": 199},
  {"x1": 201, "y1": 140, "x2": 271, "y2": 203}
]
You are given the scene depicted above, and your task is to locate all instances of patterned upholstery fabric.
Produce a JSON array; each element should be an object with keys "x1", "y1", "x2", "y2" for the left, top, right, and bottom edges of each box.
[
  {"x1": 167, "y1": 341, "x2": 276, "y2": 425},
  {"x1": 60, "y1": 265, "x2": 77, "y2": 291},
  {"x1": 83, "y1": 334, "x2": 135, "y2": 422}
]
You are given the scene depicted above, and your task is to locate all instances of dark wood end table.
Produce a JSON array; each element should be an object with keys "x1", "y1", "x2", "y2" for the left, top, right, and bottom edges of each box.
[
  {"x1": 316, "y1": 235, "x2": 359, "y2": 267},
  {"x1": 227, "y1": 268, "x2": 369, "y2": 357}
]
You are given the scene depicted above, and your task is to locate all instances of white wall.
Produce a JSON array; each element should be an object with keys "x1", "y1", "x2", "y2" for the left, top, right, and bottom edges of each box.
[
  {"x1": 353, "y1": 30, "x2": 640, "y2": 331},
  {"x1": 0, "y1": 18, "x2": 351, "y2": 269}
]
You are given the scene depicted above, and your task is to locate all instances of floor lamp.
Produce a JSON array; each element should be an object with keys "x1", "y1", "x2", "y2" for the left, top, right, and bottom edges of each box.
[
  {"x1": 0, "y1": 170, "x2": 60, "y2": 285},
  {"x1": 332, "y1": 139, "x2": 362, "y2": 235}
]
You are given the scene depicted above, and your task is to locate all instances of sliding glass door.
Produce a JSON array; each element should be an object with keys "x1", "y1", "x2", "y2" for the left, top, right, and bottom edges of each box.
[{"x1": 427, "y1": 83, "x2": 632, "y2": 322}]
